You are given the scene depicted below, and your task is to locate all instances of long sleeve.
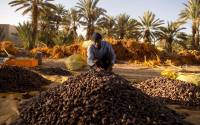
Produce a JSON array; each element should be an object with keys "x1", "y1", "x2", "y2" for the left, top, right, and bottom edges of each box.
[
  {"x1": 87, "y1": 46, "x2": 95, "y2": 66},
  {"x1": 109, "y1": 45, "x2": 116, "y2": 64}
]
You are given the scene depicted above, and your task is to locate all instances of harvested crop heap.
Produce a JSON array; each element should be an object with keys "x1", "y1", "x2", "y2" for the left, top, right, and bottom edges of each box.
[
  {"x1": 33, "y1": 67, "x2": 72, "y2": 76},
  {"x1": 107, "y1": 38, "x2": 159, "y2": 61},
  {"x1": 31, "y1": 43, "x2": 86, "y2": 59},
  {"x1": 176, "y1": 50, "x2": 200, "y2": 65},
  {"x1": 135, "y1": 77, "x2": 200, "y2": 106},
  {"x1": 0, "y1": 41, "x2": 19, "y2": 56},
  {"x1": 19, "y1": 70, "x2": 191, "y2": 125},
  {"x1": 0, "y1": 65, "x2": 50, "y2": 92}
]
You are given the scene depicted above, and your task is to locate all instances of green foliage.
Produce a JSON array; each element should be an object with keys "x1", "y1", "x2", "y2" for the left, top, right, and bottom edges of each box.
[
  {"x1": 52, "y1": 4, "x2": 68, "y2": 30},
  {"x1": 38, "y1": 5, "x2": 76, "y2": 47},
  {"x1": 67, "y1": 8, "x2": 81, "y2": 39},
  {"x1": 137, "y1": 11, "x2": 164, "y2": 43},
  {"x1": 16, "y1": 22, "x2": 34, "y2": 49},
  {"x1": 96, "y1": 16, "x2": 115, "y2": 37},
  {"x1": 76, "y1": 0, "x2": 106, "y2": 39},
  {"x1": 114, "y1": 14, "x2": 139, "y2": 39},
  {"x1": 9, "y1": 0, "x2": 198, "y2": 52},
  {"x1": 38, "y1": 31, "x2": 54, "y2": 47},
  {"x1": 39, "y1": 9, "x2": 58, "y2": 47},
  {"x1": 179, "y1": 0, "x2": 200, "y2": 49},
  {"x1": 159, "y1": 21, "x2": 187, "y2": 52},
  {"x1": 96, "y1": 14, "x2": 139, "y2": 39},
  {"x1": 53, "y1": 31, "x2": 74, "y2": 45},
  {"x1": 39, "y1": 30, "x2": 74, "y2": 47},
  {"x1": 9, "y1": 0, "x2": 56, "y2": 49},
  {"x1": 179, "y1": 0, "x2": 200, "y2": 21}
]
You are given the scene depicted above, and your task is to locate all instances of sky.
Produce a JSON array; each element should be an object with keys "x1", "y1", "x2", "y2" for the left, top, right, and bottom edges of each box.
[{"x1": 0, "y1": 0, "x2": 191, "y2": 34}]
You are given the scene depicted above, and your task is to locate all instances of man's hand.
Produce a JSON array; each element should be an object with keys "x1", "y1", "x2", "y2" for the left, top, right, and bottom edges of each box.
[
  {"x1": 96, "y1": 67, "x2": 103, "y2": 71},
  {"x1": 93, "y1": 59, "x2": 98, "y2": 64},
  {"x1": 94, "y1": 59, "x2": 103, "y2": 67},
  {"x1": 106, "y1": 63, "x2": 114, "y2": 72},
  {"x1": 90, "y1": 64, "x2": 102, "y2": 71},
  {"x1": 91, "y1": 60, "x2": 104, "y2": 71}
]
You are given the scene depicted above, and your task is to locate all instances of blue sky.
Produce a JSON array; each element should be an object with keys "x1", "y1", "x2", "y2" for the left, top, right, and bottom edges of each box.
[{"x1": 0, "y1": 0, "x2": 191, "y2": 33}]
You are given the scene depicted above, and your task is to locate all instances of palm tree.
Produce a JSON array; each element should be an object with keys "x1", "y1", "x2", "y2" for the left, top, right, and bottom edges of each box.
[
  {"x1": 17, "y1": 22, "x2": 33, "y2": 49},
  {"x1": 114, "y1": 14, "x2": 139, "y2": 39},
  {"x1": 38, "y1": 6, "x2": 68, "y2": 47},
  {"x1": 159, "y1": 21, "x2": 187, "y2": 53},
  {"x1": 125, "y1": 18, "x2": 140, "y2": 40},
  {"x1": 9, "y1": 0, "x2": 56, "y2": 49},
  {"x1": 76, "y1": 0, "x2": 107, "y2": 39},
  {"x1": 179, "y1": 0, "x2": 200, "y2": 49},
  {"x1": 96, "y1": 16, "x2": 115, "y2": 37},
  {"x1": 68, "y1": 8, "x2": 81, "y2": 39},
  {"x1": 197, "y1": 20, "x2": 200, "y2": 49},
  {"x1": 54, "y1": 4, "x2": 68, "y2": 30},
  {"x1": 137, "y1": 11, "x2": 164, "y2": 43},
  {"x1": 38, "y1": 13, "x2": 56, "y2": 47}
]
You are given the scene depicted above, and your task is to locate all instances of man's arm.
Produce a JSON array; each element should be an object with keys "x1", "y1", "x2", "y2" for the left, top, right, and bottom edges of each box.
[
  {"x1": 87, "y1": 46, "x2": 95, "y2": 66},
  {"x1": 109, "y1": 44, "x2": 116, "y2": 65}
]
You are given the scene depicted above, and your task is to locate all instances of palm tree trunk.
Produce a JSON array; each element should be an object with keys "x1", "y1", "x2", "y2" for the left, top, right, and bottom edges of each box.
[
  {"x1": 195, "y1": 20, "x2": 200, "y2": 49},
  {"x1": 108, "y1": 29, "x2": 111, "y2": 38},
  {"x1": 144, "y1": 30, "x2": 150, "y2": 43},
  {"x1": 73, "y1": 21, "x2": 77, "y2": 39},
  {"x1": 144, "y1": 36, "x2": 150, "y2": 43},
  {"x1": 86, "y1": 28, "x2": 90, "y2": 40},
  {"x1": 56, "y1": 19, "x2": 60, "y2": 31},
  {"x1": 73, "y1": 26, "x2": 77, "y2": 38},
  {"x1": 192, "y1": 23, "x2": 196, "y2": 49},
  {"x1": 86, "y1": 24, "x2": 91, "y2": 40},
  {"x1": 31, "y1": 0, "x2": 38, "y2": 49},
  {"x1": 120, "y1": 33, "x2": 124, "y2": 39},
  {"x1": 86, "y1": 23, "x2": 95, "y2": 40},
  {"x1": 196, "y1": 28, "x2": 199, "y2": 49},
  {"x1": 167, "y1": 39, "x2": 173, "y2": 53},
  {"x1": 91, "y1": 26, "x2": 95, "y2": 39},
  {"x1": 86, "y1": 19, "x2": 92, "y2": 40}
]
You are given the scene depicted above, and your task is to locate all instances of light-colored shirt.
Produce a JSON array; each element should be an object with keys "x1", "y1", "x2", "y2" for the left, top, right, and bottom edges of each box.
[{"x1": 87, "y1": 41, "x2": 116, "y2": 66}]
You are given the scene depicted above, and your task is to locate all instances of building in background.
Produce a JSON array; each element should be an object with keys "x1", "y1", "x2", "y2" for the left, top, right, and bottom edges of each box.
[{"x1": 0, "y1": 24, "x2": 21, "y2": 46}]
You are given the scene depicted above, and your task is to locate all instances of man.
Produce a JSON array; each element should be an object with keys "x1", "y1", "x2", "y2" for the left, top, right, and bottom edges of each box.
[{"x1": 87, "y1": 32, "x2": 116, "y2": 72}]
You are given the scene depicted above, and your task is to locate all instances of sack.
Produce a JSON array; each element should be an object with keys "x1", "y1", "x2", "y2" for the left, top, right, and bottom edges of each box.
[{"x1": 64, "y1": 54, "x2": 86, "y2": 70}]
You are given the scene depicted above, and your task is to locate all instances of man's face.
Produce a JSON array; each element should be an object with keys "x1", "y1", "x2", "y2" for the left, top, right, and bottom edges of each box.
[{"x1": 94, "y1": 40, "x2": 101, "y2": 49}]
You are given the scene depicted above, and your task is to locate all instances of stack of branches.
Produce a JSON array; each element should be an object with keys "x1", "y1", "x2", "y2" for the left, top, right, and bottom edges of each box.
[
  {"x1": 31, "y1": 43, "x2": 86, "y2": 59},
  {"x1": 106, "y1": 38, "x2": 159, "y2": 61},
  {"x1": 0, "y1": 41, "x2": 19, "y2": 56},
  {"x1": 161, "y1": 50, "x2": 200, "y2": 65}
]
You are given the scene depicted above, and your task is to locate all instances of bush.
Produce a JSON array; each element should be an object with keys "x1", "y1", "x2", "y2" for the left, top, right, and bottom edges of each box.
[{"x1": 17, "y1": 22, "x2": 34, "y2": 49}]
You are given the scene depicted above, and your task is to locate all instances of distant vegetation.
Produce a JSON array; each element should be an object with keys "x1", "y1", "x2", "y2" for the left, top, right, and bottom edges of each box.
[
  {"x1": 7, "y1": 0, "x2": 200, "y2": 52},
  {"x1": 0, "y1": 27, "x2": 5, "y2": 41}
]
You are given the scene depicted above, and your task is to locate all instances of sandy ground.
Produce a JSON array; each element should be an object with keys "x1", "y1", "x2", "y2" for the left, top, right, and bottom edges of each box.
[
  {"x1": 0, "y1": 93, "x2": 20, "y2": 125},
  {"x1": 0, "y1": 59, "x2": 200, "y2": 125}
]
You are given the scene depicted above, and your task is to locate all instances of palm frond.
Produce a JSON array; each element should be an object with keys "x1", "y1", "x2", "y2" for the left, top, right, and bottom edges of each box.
[{"x1": 138, "y1": 11, "x2": 163, "y2": 43}]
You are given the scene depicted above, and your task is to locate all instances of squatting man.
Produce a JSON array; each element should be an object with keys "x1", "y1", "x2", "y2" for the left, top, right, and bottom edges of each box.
[{"x1": 87, "y1": 32, "x2": 116, "y2": 72}]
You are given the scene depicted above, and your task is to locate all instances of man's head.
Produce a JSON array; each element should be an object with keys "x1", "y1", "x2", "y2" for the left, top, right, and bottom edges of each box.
[{"x1": 92, "y1": 32, "x2": 102, "y2": 49}]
